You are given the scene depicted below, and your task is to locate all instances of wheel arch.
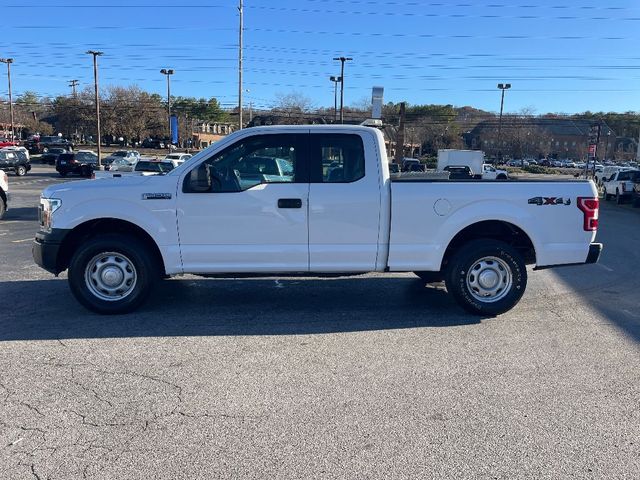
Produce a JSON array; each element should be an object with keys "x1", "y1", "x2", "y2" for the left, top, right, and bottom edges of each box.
[
  {"x1": 441, "y1": 220, "x2": 536, "y2": 270},
  {"x1": 57, "y1": 218, "x2": 166, "y2": 276}
]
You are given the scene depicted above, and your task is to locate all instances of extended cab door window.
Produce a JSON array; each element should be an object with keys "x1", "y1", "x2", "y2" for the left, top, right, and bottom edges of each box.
[
  {"x1": 184, "y1": 134, "x2": 307, "y2": 193},
  {"x1": 310, "y1": 134, "x2": 365, "y2": 183}
]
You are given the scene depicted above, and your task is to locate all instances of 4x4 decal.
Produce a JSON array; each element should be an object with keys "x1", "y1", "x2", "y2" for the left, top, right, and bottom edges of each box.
[{"x1": 528, "y1": 196, "x2": 571, "y2": 206}]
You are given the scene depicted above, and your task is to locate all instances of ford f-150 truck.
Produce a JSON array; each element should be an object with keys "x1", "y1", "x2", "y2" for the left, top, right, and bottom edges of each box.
[{"x1": 33, "y1": 126, "x2": 602, "y2": 315}]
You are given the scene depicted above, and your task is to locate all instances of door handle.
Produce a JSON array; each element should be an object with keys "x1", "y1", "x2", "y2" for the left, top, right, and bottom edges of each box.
[{"x1": 278, "y1": 198, "x2": 303, "y2": 209}]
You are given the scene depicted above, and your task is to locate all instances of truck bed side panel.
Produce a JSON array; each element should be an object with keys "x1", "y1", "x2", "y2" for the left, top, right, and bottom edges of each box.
[{"x1": 388, "y1": 180, "x2": 598, "y2": 271}]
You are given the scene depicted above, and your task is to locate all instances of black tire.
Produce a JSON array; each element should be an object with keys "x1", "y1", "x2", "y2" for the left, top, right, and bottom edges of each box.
[
  {"x1": 59, "y1": 170, "x2": 68, "y2": 177},
  {"x1": 15, "y1": 164, "x2": 27, "y2": 176},
  {"x1": 414, "y1": 271, "x2": 443, "y2": 283},
  {"x1": 445, "y1": 239, "x2": 527, "y2": 316},
  {"x1": 496, "y1": 174, "x2": 507, "y2": 180},
  {"x1": 0, "y1": 199, "x2": 5, "y2": 220},
  {"x1": 603, "y1": 190, "x2": 609, "y2": 201},
  {"x1": 68, "y1": 234, "x2": 158, "y2": 314},
  {"x1": 633, "y1": 197, "x2": 640, "y2": 208},
  {"x1": 616, "y1": 190, "x2": 623, "y2": 205}
]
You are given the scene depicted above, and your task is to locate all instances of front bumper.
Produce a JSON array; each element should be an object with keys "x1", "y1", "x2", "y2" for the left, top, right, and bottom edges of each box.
[
  {"x1": 32, "y1": 228, "x2": 70, "y2": 275},
  {"x1": 585, "y1": 242, "x2": 603, "y2": 264}
]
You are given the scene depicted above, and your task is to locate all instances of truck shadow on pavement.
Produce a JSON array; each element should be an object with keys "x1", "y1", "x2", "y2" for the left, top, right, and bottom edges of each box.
[
  {"x1": 4, "y1": 206, "x2": 38, "y2": 221},
  {"x1": 0, "y1": 277, "x2": 484, "y2": 341}
]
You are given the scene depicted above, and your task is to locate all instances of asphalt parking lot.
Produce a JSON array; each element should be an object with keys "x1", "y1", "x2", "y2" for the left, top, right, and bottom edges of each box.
[{"x1": 1, "y1": 165, "x2": 639, "y2": 479}]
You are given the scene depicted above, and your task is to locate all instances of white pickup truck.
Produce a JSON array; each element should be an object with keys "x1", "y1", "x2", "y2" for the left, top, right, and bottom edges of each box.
[{"x1": 33, "y1": 126, "x2": 602, "y2": 315}]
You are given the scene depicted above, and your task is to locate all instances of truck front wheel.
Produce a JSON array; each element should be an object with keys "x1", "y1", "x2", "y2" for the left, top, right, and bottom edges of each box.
[
  {"x1": 68, "y1": 234, "x2": 157, "y2": 314},
  {"x1": 445, "y1": 239, "x2": 527, "y2": 316}
]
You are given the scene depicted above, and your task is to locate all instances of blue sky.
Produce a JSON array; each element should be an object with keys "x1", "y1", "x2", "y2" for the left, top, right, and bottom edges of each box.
[{"x1": 4, "y1": 0, "x2": 639, "y2": 114}]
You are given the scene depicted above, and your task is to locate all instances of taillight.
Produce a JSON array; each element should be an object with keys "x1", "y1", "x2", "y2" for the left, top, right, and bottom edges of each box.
[{"x1": 577, "y1": 197, "x2": 599, "y2": 231}]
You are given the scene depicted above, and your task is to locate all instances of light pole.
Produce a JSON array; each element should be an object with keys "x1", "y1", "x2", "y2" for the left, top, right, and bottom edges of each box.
[
  {"x1": 0, "y1": 58, "x2": 15, "y2": 142},
  {"x1": 497, "y1": 83, "x2": 511, "y2": 162},
  {"x1": 160, "y1": 68, "x2": 174, "y2": 150},
  {"x1": 329, "y1": 75, "x2": 341, "y2": 122},
  {"x1": 332, "y1": 56, "x2": 352, "y2": 124},
  {"x1": 86, "y1": 51, "x2": 103, "y2": 168}
]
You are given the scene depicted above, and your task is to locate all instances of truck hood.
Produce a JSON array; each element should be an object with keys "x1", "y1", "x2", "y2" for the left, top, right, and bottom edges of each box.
[{"x1": 42, "y1": 175, "x2": 159, "y2": 199}]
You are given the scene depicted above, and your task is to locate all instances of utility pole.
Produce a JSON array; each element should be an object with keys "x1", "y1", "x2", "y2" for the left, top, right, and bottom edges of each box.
[
  {"x1": 86, "y1": 51, "x2": 103, "y2": 168},
  {"x1": 69, "y1": 79, "x2": 79, "y2": 142},
  {"x1": 238, "y1": 0, "x2": 244, "y2": 130},
  {"x1": 160, "y1": 68, "x2": 174, "y2": 151},
  {"x1": 0, "y1": 58, "x2": 15, "y2": 142},
  {"x1": 329, "y1": 75, "x2": 341, "y2": 122},
  {"x1": 497, "y1": 83, "x2": 511, "y2": 163},
  {"x1": 394, "y1": 102, "x2": 406, "y2": 164},
  {"x1": 333, "y1": 56, "x2": 352, "y2": 124},
  {"x1": 68, "y1": 79, "x2": 79, "y2": 98}
]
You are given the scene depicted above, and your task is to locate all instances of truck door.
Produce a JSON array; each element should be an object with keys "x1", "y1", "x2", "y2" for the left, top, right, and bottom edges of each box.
[
  {"x1": 308, "y1": 132, "x2": 382, "y2": 272},
  {"x1": 176, "y1": 133, "x2": 310, "y2": 273}
]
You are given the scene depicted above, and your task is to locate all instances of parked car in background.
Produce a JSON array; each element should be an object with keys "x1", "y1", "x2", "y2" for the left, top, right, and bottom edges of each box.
[
  {"x1": 40, "y1": 147, "x2": 69, "y2": 166},
  {"x1": 133, "y1": 159, "x2": 176, "y2": 174},
  {"x1": 632, "y1": 181, "x2": 640, "y2": 208},
  {"x1": 0, "y1": 148, "x2": 31, "y2": 176},
  {"x1": 102, "y1": 150, "x2": 140, "y2": 167},
  {"x1": 596, "y1": 165, "x2": 632, "y2": 186},
  {"x1": 2, "y1": 145, "x2": 30, "y2": 160},
  {"x1": 141, "y1": 138, "x2": 166, "y2": 149},
  {"x1": 56, "y1": 151, "x2": 99, "y2": 177},
  {"x1": 164, "y1": 153, "x2": 192, "y2": 165},
  {"x1": 108, "y1": 157, "x2": 138, "y2": 172},
  {"x1": 0, "y1": 169, "x2": 8, "y2": 219},
  {"x1": 388, "y1": 163, "x2": 400, "y2": 174},
  {"x1": 0, "y1": 137, "x2": 18, "y2": 148},
  {"x1": 29, "y1": 136, "x2": 74, "y2": 154},
  {"x1": 602, "y1": 170, "x2": 640, "y2": 204}
]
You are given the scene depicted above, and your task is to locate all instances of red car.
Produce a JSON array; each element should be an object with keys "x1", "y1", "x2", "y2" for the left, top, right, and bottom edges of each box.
[{"x1": 0, "y1": 137, "x2": 17, "y2": 148}]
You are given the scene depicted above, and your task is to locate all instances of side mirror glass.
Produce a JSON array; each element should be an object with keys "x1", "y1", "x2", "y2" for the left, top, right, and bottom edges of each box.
[{"x1": 188, "y1": 163, "x2": 211, "y2": 193}]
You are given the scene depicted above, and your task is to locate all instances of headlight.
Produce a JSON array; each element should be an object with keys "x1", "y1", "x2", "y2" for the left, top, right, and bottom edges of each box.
[{"x1": 39, "y1": 197, "x2": 62, "y2": 231}]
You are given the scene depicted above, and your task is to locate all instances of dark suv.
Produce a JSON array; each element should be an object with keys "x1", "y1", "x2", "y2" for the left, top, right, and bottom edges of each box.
[
  {"x1": 56, "y1": 151, "x2": 98, "y2": 177},
  {"x1": 0, "y1": 149, "x2": 31, "y2": 176},
  {"x1": 27, "y1": 136, "x2": 74, "y2": 154}
]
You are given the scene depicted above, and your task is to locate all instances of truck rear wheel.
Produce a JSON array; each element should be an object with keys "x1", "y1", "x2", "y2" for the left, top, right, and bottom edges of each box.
[
  {"x1": 445, "y1": 239, "x2": 527, "y2": 316},
  {"x1": 68, "y1": 234, "x2": 157, "y2": 314}
]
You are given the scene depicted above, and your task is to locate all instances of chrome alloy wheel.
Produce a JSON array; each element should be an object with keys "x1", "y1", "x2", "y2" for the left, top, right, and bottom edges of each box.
[
  {"x1": 84, "y1": 252, "x2": 137, "y2": 302},
  {"x1": 466, "y1": 256, "x2": 513, "y2": 303}
]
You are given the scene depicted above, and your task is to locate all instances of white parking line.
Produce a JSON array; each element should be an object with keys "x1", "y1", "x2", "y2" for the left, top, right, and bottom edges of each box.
[{"x1": 11, "y1": 238, "x2": 33, "y2": 243}]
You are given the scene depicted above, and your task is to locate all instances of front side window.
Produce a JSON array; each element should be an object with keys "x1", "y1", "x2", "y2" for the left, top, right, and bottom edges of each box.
[
  {"x1": 184, "y1": 134, "x2": 306, "y2": 193},
  {"x1": 311, "y1": 134, "x2": 365, "y2": 183}
]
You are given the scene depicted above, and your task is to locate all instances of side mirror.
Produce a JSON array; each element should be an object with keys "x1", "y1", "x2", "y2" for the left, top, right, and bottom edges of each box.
[{"x1": 187, "y1": 163, "x2": 211, "y2": 193}]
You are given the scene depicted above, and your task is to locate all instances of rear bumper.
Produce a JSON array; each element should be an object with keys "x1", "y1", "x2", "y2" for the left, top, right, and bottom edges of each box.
[{"x1": 534, "y1": 242, "x2": 603, "y2": 270}]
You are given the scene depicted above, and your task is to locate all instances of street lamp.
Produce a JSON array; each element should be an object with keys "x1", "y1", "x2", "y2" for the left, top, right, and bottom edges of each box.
[
  {"x1": 332, "y1": 56, "x2": 353, "y2": 124},
  {"x1": 0, "y1": 58, "x2": 15, "y2": 142},
  {"x1": 160, "y1": 68, "x2": 174, "y2": 149},
  {"x1": 497, "y1": 83, "x2": 511, "y2": 162},
  {"x1": 86, "y1": 51, "x2": 103, "y2": 168},
  {"x1": 329, "y1": 76, "x2": 341, "y2": 122}
]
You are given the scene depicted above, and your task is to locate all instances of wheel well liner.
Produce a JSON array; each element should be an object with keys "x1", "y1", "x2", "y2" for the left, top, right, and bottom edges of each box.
[
  {"x1": 442, "y1": 220, "x2": 536, "y2": 268},
  {"x1": 57, "y1": 218, "x2": 166, "y2": 275}
]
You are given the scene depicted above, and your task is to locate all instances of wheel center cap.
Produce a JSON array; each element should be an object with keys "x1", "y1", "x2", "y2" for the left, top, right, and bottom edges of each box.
[
  {"x1": 102, "y1": 267, "x2": 124, "y2": 287},
  {"x1": 478, "y1": 269, "x2": 499, "y2": 289}
]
